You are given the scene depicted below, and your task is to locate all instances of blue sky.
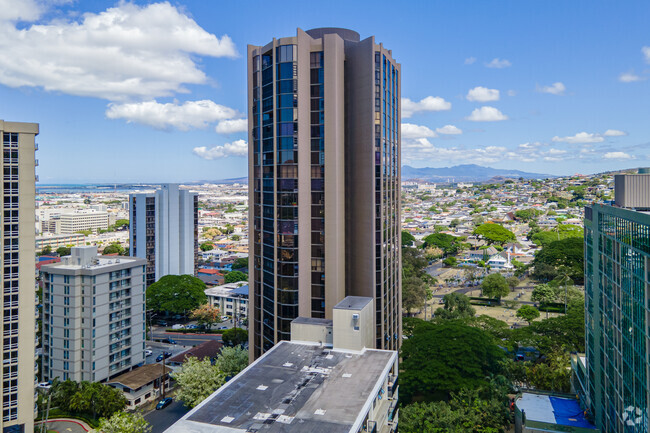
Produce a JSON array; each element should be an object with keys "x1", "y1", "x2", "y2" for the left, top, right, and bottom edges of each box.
[{"x1": 0, "y1": 0, "x2": 648, "y2": 183}]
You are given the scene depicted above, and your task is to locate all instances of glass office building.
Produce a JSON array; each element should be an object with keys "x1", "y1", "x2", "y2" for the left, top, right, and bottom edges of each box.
[
  {"x1": 584, "y1": 172, "x2": 650, "y2": 432},
  {"x1": 247, "y1": 28, "x2": 401, "y2": 359}
]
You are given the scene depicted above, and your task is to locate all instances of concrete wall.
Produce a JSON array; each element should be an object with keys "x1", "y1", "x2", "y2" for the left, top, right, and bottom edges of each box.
[{"x1": 333, "y1": 298, "x2": 375, "y2": 352}]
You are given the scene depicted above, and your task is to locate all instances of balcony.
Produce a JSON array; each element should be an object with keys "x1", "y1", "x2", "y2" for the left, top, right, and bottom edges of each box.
[{"x1": 387, "y1": 375, "x2": 398, "y2": 399}]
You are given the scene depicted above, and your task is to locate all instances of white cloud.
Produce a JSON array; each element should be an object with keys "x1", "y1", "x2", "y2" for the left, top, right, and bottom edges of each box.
[
  {"x1": 193, "y1": 139, "x2": 248, "y2": 160},
  {"x1": 538, "y1": 82, "x2": 566, "y2": 95},
  {"x1": 436, "y1": 125, "x2": 462, "y2": 135},
  {"x1": 552, "y1": 132, "x2": 604, "y2": 144},
  {"x1": 215, "y1": 119, "x2": 248, "y2": 134},
  {"x1": 642, "y1": 46, "x2": 650, "y2": 63},
  {"x1": 466, "y1": 86, "x2": 500, "y2": 102},
  {"x1": 485, "y1": 58, "x2": 511, "y2": 68},
  {"x1": 401, "y1": 96, "x2": 451, "y2": 118},
  {"x1": 401, "y1": 123, "x2": 437, "y2": 139},
  {"x1": 464, "y1": 57, "x2": 476, "y2": 65},
  {"x1": 0, "y1": 0, "x2": 42, "y2": 21},
  {"x1": 466, "y1": 106, "x2": 508, "y2": 122},
  {"x1": 603, "y1": 151, "x2": 634, "y2": 160},
  {"x1": 619, "y1": 71, "x2": 644, "y2": 83},
  {"x1": 106, "y1": 100, "x2": 239, "y2": 130},
  {"x1": 603, "y1": 129, "x2": 627, "y2": 137},
  {"x1": 0, "y1": 2, "x2": 237, "y2": 101}
]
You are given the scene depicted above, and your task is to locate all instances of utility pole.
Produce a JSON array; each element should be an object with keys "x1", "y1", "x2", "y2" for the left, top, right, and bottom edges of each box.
[{"x1": 161, "y1": 356, "x2": 166, "y2": 398}]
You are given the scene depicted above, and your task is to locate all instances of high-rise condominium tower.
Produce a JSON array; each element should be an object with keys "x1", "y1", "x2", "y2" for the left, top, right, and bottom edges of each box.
[
  {"x1": 248, "y1": 28, "x2": 401, "y2": 358},
  {"x1": 0, "y1": 121, "x2": 38, "y2": 432},
  {"x1": 130, "y1": 184, "x2": 198, "y2": 286},
  {"x1": 583, "y1": 171, "x2": 650, "y2": 432}
]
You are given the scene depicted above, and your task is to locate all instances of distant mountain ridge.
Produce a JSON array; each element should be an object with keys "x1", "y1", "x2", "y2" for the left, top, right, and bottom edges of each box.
[{"x1": 401, "y1": 164, "x2": 553, "y2": 182}]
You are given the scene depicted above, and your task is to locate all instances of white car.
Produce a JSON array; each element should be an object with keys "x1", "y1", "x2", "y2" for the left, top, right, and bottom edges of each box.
[
  {"x1": 171, "y1": 324, "x2": 185, "y2": 330},
  {"x1": 221, "y1": 316, "x2": 229, "y2": 321},
  {"x1": 145, "y1": 349, "x2": 153, "y2": 357}
]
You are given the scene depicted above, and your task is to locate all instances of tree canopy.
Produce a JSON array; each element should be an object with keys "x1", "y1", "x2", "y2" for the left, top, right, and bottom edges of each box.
[
  {"x1": 222, "y1": 328, "x2": 248, "y2": 347},
  {"x1": 173, "y1": 357, "x2": 224, "y2": 408},
  {"x1": 531, "y1": 224, "x2": 582, "y2": 247},
  {"x1": 516, "y1": 305, "x2": 540, "y2": 324},
  {"x1": 402, "y1": 230, "x2": 416, "y2": 247},
  {"x1": 146, "y1": 274, "x2": 207, "y2": 314},
  {"x1": 531, "y1": 237, "x2": 584, "y2": 284},
  {"x1": 190, "y1": 304, "x2": 221, "y2": 329},
  {"x1": 422, "y1": 233, "x2": 462, "y2": 256},
  {"x1": 481, "y1": 273, "x2": 509, "y2": 300},
  {"x1": 434, "y1": 293, "x2": 475, "y2": 320},
  {"x1": 400, "y1": 321, "x2": 505, "y2": 402},
  {"x1": 97, "y1": 412, "x2": 151, "y2": 433},
  {"x1": 200, "y1": 242, "x2": 214, "y2": 252},
  {"x1": 51, "y1": 379, "x2": 126, "y2": 420},
  {"x1": 473, "y1": 223, "x2": 515, "y2": 245},
  {"x1": 214, "y1": 346, "x2": 249, "y2": 377},
  {"x1": 56, "y1": 246, "x2": 71, "y2": 256},
  {"x1": 224, "y1": 270, "x2": 248, "y2": 284}
]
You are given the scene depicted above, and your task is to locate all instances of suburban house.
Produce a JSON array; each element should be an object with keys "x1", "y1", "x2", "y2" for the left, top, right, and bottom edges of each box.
[{"x1": 106, "y1": 363, "x2": 172, "y2": 409}]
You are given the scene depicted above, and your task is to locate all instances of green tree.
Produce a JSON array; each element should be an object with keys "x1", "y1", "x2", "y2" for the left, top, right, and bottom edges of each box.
[
  {"x1": 531, "y1": 284, "x2": 556, "y2": 318},
  {"x1": 442, "y1": 256, "x2": 457, "y2": 267},
  {"x1": 402, "y1": 275, "x2": 428, "y2": 314},
  {"x1": 514, "y1": 209, "x2": 542, "y2": 222},
  {"x1": 38, "y1": 245, "x2": 53, "y2": 256},
  {"x1": 146, "y1": 275, "x2": 208, "y2": 315},
  {"x1": 76, "y1": 229, "x2": 93, "y2": 236},
  {"x1": 231, "y1": 234, "x2": 241, "y2": 241},
  {"x1": 532, "y1": 237, "x2": 584, "y2": 284},
  {"x1": 173, "y1": 357, "x2": 225, "y2": 408},
  {"x1": 400, "y1": 322, "x2": 505, "y2": 402},
  {"x1": 66, "y1": 381, "x2": 126, "y2": 419},
  {"x1": 200, "y1": 242, "x2": 214, "y2": 252},
  {"x1": 56, "y1": 246, "x2": 71, "y2": 256},
  {"x1": 506, "y1": 276, "x2": 519, "y2": 291},
  {"x1": 473, "y1": 223, "x2": 516, "y2": 245},
  {"x1": 224, "y1": 270, "x2": 248, "y2": 284},
  {"x1": 114, "y1": 219, "x2": 129, "y2": 229},
  {"x1": 222, "y1": 327, "x2": 248, "y2": 347},
  {"x1": 516, "y1": 305, "x2": 540, "y2": 324},
  {"x1": 102, "y1": 243, "x2": 124, "y2": 255},
  {"x1": 214, "y1": 346, "x2": 249, "y2": 377},
  {"x1": 481, "y1": 273, "x2": 509, "y2": 301},
  {"x1": 449, "y1": 218, "x2": 461, "y2": 228},
  {"x1": 402, "y1": 230, "x2": 416, "y2": 247},
  {"x1": 232, "y1": 257, "x2": 248, "y2": 270},
  {"x1": 531, "y1": 224, "x2": 582, "y2": 247},
  {"x1": 97, "y1": 412, "x2": 151, "y2": 433},
  {"x1": 434, "y1": 292, "x2": 475, "y2": 320},
  {"x1": 221, "y1": 224, "x2": 235, "y2": 235},
  {"x1": 422, "y1": 233, "x2": 460, "y2": 256},
  {"x1": 526, "y1": 350, "x2": 572, "y2": 392}
]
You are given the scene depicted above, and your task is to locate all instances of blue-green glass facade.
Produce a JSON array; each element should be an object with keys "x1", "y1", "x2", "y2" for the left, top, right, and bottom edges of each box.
[{"x1": 584, "y1": 204, "x2": 650, "y2": 432}]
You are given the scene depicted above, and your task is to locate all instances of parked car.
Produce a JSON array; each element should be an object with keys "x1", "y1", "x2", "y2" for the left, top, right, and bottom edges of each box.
[
  {"x1": 155, "y1": 351, "x2": 173, "y2": 362},
  {"x1": 161, "y1": 338, "x2": 177, "y2": 344},
  {"x1": 171, "y1": 324, "x2": 185, "y2": 330},
  {"x1": 156, "y1": 397, "x2": 173, "y2": 410},
  {"x1": 221, "y1": 316, "x2": 229, "y2": 321},
  {"x1": 145, "y1": 349, "x2": 153, "y2": 357},
  {"x1": 186, "y1": 324, "x2": 198, "y2": 329},
  {"x1": 217, "y1": 326, "x2": 228, "y2": 330},
  {"x1": 157, "y1": 320, "x2": 168, "y2": 327}
]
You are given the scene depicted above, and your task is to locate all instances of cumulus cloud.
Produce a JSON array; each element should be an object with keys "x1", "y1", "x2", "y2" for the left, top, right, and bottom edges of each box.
[
  {"x1": 466, "y1": 86, "x2": 500, "y2": 102},
  {"x1": 552, "y1": 132, "x2": 604, "y2": 144},
  {"x1": 485, "y1": 58, "x2": 511, "y2": 68},
  {"x1": 643, "y1": 46, "x2": 650, "y2": 63},
  {"x1": 401, "y1": 96, "x2": 451, "y2": 118},
  {"x1": 106, "y1": 100, "x2": 240, "y2": 130},
  {"x1": 619, "y1": 71, "x2": 644, "y2": 83},
  {"x1": 215, "y1": 119, "x2": 248, "y2": 134},
  {"x1": 538, "y1": 82, "x2": 566, "y2": 95},
  {"x1": 466, "y1": 106, "x2": 508, "y2": 122},
  {"x1": 436, "y1": 125, "x2": 462, "y2": 135},
  {"x1": 193, "y1": 140, "x2": 248, "y2": 160},
  {"x1": 603, "y1": 129, "x2": 627, "y2": 137},
  {"x1": 401, "y1": 123, "x2": 437, "y2": 139},
  {"x1": 464, "y1": 57, "x2": 476, "y2": 65},
  {"x1": 0, "y1": 0, "x2": 42, "y2": 21},
  {"x1": 604, "y1": 151, "x2": 634, "y2": 160},
  {"x1": 0, "y1": 2, "x2": 237, "y2": 101}
]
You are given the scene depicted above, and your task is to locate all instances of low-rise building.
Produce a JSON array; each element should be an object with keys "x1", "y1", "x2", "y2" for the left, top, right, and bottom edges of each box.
[
  {"x1": 164, "y1": 296, "x2": 398, "y2": 433},
  {"x1": 36, "y1": 233, "x2": 86, "y2": 249},
  {"x1": 41, "y1": 246, "x2": 147, "y2": 383},
  {"x1": 204, "y1": 283, "x2": 248, "y2": 321},
  {"x1": 106, "y1": 363, "x2": 172, "y2": 409},
  {"x1": 514, "y1": 392, "x2": 597, "y2": 433}
]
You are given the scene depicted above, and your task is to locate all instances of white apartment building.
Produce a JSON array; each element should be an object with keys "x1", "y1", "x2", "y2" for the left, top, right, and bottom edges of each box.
[
  {"x1": 59, "y1": 210, "x2": 109, "y2": 234},
  {"x1": 41, "y1": 247, "x2": 147, "y2": 383},
  {"x1": 204, "y1": 282, "x2": 249, "y2": 321},
  {"x1": 130, "y1": 184, "x2": 198, "y2": 286},
  {"x1": 0, "y1": 121, "x2": 38, "y2": 432}
]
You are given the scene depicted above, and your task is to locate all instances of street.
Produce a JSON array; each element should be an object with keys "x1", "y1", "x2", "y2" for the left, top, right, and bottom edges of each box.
[{"x1": 144, "y1": 400, "x2": 189, "y2": 433}]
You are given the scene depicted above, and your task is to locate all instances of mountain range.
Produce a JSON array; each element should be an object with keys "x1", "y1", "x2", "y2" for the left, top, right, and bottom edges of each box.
[{"x1": 401, "y1": 164, "x2": 553, "y2": 182}]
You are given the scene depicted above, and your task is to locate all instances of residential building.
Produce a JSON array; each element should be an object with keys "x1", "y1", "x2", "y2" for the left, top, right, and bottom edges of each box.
[
  {"x1": 130, "y1": 184, "x2": 198, "y2": 286},
  {"x1": 36, "y1": 233, "x2": 85, "y2": 250},
  {"x1": 58, "y1": 210, "x2": 108, "y2": 234},
  {"x1": 106, "y1": 364, "x2": 171, "y2": 409},
  {"x1": 0, "y1": 120, "x2": 38, "y2": 432},
  {"x1": 248, "y1": 28, "x2": 401, "y2": 358},
  {"x1": 514, "y1": 392, "x2": 597, "y2": 433},
  {"x1": 205, "y1": 282, "x2": 249, "y2": 322},
  {"x1": 166, "y1": 340, "x2": 223, "y2": 367},
  {"x1": 583, "y1": 170, "x2": 650, "y2": 432},
  {"x1": 164, "y1": 296, "x2": 399, "y2": 433},
  {"x1": 41, "y1": 246, "x2": 147, "y2": 383}
]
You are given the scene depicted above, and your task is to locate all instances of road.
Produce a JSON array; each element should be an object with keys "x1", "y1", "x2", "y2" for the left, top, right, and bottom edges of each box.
[
  {"x1": 150, "y1": 330, "x2": 224, "y2": 347},
  {"x1": 144, "y1": 400, "x2": 189, "y2": 433}
]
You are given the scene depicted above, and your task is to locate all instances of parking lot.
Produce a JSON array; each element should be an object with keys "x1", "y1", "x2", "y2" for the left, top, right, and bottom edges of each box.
[{"x1": 144, "y1": 341, "x2": 190, "y2": 365}]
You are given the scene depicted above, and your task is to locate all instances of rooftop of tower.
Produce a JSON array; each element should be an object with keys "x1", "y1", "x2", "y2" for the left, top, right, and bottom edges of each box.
[{"x1": 305, "y1": 27, "x2": 360, "y2": 42}]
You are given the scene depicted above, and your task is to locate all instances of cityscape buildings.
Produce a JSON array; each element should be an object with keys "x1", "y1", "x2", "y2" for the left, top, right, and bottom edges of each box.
[
  {"x1": 130, "y1": 184, "x2": 199, "y2": 286},
  {"x1": 164, "y1": 296, "x2": 399, "y2": 433},
  {"x1": 41, "y1": 246, "x2": 147, "y2": 383},
  {"x1": 247, "y1": 28, "x2": 401, "y2": 358},
  {"x1": 583, "y1": 171, "x2": 650, "y2": 432},
  {"x1": 0, "y1": 120, "x2": 38, "y2": 432}
]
